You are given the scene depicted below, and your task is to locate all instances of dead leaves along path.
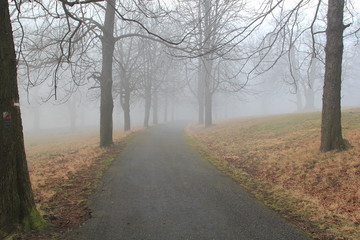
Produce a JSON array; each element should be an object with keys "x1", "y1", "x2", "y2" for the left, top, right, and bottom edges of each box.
[{"x1": 65, "y1": 122, "x2": 311, "y2": 240}]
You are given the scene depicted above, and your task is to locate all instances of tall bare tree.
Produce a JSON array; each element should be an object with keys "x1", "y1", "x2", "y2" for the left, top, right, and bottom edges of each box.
[
  {"x1": 114, "y1": 37, "x2": 143, "y2": 131},
  {"x1": 320, "y1": 0, "x2": 350, "y2": 151},
  {"x1": 99, "y1": 0, "x2": 116, "y2": 146},
  {"x1": 0, "y1": 0, "x2": 43, "y2": 237}
]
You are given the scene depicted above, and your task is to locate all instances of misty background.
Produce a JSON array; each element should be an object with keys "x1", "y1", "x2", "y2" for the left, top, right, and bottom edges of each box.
[{"x1": 9, "y1": 0, "x2": 359, "y2": 134}]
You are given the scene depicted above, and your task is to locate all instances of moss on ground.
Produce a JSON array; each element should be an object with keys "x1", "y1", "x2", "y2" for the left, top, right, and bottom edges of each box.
[{"x1": 22, "y1": 207, "x2": 47, "y2": 232}]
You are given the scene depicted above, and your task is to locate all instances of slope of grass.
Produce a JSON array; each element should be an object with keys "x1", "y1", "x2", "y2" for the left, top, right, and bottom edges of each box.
[
  {"x1": 187, "y1": 109, "x2": 360, "y2": 240},
  {"x1": 21, "y1": 129, "x2": 141, "y2": 239}
]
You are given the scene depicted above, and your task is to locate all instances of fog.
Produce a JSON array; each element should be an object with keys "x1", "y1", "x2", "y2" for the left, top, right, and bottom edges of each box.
[
  {"x1": 20, "y1": 58, "x2": 360, "y2": 134},
  {"x1": 10, "y1": 0, "x2": 359, "y2": 135}
]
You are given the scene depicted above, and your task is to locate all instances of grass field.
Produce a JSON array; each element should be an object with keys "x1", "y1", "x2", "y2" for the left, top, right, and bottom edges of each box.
[
  {"x1": 187, "y1": 109, "x2": 360, "y2": 240},
  {"x1": 23, "y1": 128, "x2": 139, "y2": 239}
]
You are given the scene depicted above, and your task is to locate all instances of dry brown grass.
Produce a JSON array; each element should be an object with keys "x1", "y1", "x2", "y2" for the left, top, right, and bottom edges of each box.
[
  {"x1": 26, "y1": 130, "x2": 132, "y2": 192},
  {"x1": 187, "y1": 110, "x2": 360, "y2": 240},
  {"x1": 22, "y1": 129, "x2": 140, "y2": 239}
]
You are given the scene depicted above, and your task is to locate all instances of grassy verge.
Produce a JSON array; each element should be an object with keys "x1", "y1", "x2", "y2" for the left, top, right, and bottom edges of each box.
[
  {"x1": 186, "y1": 109, "x2": 360, "y2": 240},
  {"x1": 20, "y1": 128, "x2": 141, "y2": 240}
]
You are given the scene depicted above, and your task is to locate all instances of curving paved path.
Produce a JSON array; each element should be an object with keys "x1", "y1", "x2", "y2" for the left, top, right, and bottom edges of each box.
[{"x1": 65, "y1": 122, "x2": 311, "y2": 240}]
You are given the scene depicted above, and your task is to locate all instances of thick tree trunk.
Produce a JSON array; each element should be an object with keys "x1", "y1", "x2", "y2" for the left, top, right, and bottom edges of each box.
[
  {"x1": 0, "y1": 1, "x2": 42, "y2": 237},
  {"x1": 152, "y1": 91, "x2": 158, "y2": 125},
  {"x1": 320, "y1": 0, "x2": 348, "y2": 152},
  {"x1": 100, "y1": 0, "x2": 116, "y2": 147},
  {"x1": 100, "y1": 75, "x2": 114, "y2": 147}
]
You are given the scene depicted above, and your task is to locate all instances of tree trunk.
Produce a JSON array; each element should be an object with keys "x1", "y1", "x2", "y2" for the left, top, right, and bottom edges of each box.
[
  {"x1": 100, "y1": 0, "x2": 116, "y2": 147},
  {"x1": 204, "y1": 85, "x2": 212, "y2": 127},
  {"x1": 203, "y1": 55, "x2": 213, "y2": 127},
  {"x1": 304, "y1": 56, "x2": 317, "y2": 111},
  {"x1": 320, "y1": 0, "x2": 348, "y2": 152},
  {"x1": 123, "y1": 91, "x2": 131, "y2": 131},
  {"x1": 0, "y1": 1, "x2": 42, "y2": 237},
  {"x1": 120, "y1": 78, "x2": 131, "y2": 131},
  {"x1": 197, "y1": 2, "x2": 205, "y2": 125},
  {"x1": 152, "y1": 91, "x2": 158, "y2": 125},
  {"x1": 203, "y1": 0, "x2": 213, "y2": 127},
  {"x1": 144, "y1": 87, "x2": 151, "y2": 128},
  {"x1": 289, "y1": 46, "x2": 303, "y2": 112},
  {"x1": 198, "y1": 62, "x2": 204, "y2": 124}
]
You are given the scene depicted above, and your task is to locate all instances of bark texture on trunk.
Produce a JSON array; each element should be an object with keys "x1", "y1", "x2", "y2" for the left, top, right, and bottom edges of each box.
[
  {"x1": 100, "y1": 0, "x2": 116, "y2": 147},
  {"x1": 0, "y1": 1, "x2": 42, "y2": 237},
  {"x1": 320, "y1": 0, "x2": 348, "y2": 152}
]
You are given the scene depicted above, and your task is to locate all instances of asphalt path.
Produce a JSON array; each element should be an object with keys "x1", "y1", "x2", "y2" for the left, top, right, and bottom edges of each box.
[{"x1": 65, "y1": 122, "x2": 311, "y2": 240}]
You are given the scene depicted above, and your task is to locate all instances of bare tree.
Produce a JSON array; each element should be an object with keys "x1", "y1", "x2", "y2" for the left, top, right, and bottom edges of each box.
[
  {"x1": 0, "y1": 0, "x2": 43, "y2": 237},
  {"x1": 229, "y1": 0, "x2": 357, "y2": 151},
  {"x1": 320, "y1": 0, "x2": 350, "y2": 151},
  {"x1": 114, "y1": 37, "x2": 143, "y2": 131},
  {"x1": 1, "y1": 0, "x2": 188, "y2": 236},
  {"x1": 139, "y1": 40, "x2": 168, "y2": 128},
  {"x1": 177, "y1": 0, "x2": 246, "y2": 127}
]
